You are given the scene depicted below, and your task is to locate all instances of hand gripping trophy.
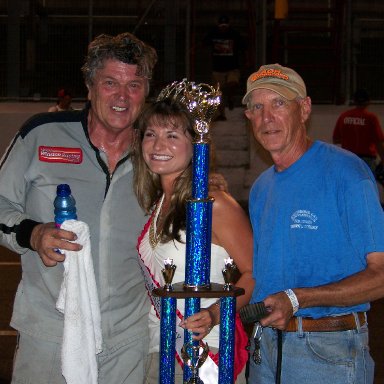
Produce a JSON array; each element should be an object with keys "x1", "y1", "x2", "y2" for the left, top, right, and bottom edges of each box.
[{"x1": 153, "y1": 79, "x2": 245, "y2": 384}]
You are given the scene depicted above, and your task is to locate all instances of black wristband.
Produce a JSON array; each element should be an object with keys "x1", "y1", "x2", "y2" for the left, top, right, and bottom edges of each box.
[{"x1": 15, "y1": 219, "x2": 41, "y2": 250}]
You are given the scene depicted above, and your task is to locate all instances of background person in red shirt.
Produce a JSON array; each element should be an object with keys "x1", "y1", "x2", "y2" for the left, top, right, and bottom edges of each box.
[
  {"x1": 48, "y1": 88, "x2": 74, "y2": 112},
  {"x1": 333, "y1": 89, "x2": 384, "y2": 206},
  {"x1": 333, "y1": 89, "x2": 384, "y2": 171}
]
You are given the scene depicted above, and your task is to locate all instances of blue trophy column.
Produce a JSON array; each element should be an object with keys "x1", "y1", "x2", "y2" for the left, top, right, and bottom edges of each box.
[
  {"x1": 218, "y1": 297, "x2": 236, "y2": 384},
  {"x1": 183, "y1": 142, "x2": 212, "y2": 383},
  {"x1": 159, "y1": 297, "x2": 177, "y2": 384}
]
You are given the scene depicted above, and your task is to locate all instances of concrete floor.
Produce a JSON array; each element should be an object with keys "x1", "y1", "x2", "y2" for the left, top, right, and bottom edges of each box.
[{"x1": 0, "y1": 245, "x2": 383, "y2": 383}]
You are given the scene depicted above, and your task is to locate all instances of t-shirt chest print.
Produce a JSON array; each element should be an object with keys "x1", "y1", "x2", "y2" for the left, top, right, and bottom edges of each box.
[{"x1": 290, "y1": 210, "x2": 318, "y2": 230}]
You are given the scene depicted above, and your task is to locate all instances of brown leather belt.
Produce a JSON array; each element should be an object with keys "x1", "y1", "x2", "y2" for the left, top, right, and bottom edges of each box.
[{"x1": 285, "y1": 312, "x2": 366, "y2": 332}]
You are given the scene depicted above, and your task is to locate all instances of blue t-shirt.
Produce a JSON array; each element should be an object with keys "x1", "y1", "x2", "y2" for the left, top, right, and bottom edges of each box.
[{"x1": 249, "y1": 141, "x2": 384, "y2": 318}]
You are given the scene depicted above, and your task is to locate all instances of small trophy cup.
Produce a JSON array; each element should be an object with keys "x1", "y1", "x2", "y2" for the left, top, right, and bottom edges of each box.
[
  {"x1": 222, "y1": 257, "x2": 237, "y2": 291},
  {"x1": 162, "y1": 258, "x2": 176, "y2": 291},
  {"x1": 181, "y1": 341, "x2": 209, "y2": 384}
]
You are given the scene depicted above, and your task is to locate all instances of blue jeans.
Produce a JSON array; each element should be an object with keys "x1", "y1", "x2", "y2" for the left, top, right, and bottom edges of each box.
[{"x1": 248, "y1": 319, "x2": 374, "y2": 384}]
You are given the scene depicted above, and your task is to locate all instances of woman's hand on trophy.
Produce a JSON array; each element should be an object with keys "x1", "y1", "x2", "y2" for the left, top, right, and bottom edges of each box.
[{"x1": 179, "y1": 307, "x2": 218, "y2": 340}]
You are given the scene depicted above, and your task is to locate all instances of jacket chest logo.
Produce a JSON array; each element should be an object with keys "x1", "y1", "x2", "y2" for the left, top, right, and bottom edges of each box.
[{"x1": 39, "y1": 146, "x2": 83, "y2": 164}]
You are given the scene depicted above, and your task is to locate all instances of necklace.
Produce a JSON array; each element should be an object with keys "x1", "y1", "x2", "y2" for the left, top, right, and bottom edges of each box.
[{"x1": 149, "y1": 198, "x2": 164, "y2": 249}]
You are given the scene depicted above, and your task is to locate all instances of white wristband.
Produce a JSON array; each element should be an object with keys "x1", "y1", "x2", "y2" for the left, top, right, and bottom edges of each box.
[{"x1": 284, "y1": 289, "x2": 299, "y2": 315}]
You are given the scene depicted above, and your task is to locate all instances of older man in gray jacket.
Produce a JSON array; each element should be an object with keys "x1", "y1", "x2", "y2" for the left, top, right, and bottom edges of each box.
[{"x1": 0, "y1": 32, "x2": 157, "y2": 384}]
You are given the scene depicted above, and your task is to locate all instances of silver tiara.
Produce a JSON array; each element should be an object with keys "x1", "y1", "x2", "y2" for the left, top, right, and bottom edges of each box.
[{"x1": 157, "y1": 78, "x2": 221, "y2": 139}]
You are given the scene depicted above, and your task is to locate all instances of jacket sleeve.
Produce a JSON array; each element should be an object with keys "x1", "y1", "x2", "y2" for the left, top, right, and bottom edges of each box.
[{"x1": 0, "y1": 133, "x2": 41, "y2": 254}]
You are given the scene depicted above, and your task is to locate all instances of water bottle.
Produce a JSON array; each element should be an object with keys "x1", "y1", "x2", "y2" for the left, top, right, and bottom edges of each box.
[{"x1": 54, "y1": 184, "x2": 77, "y2": 228}]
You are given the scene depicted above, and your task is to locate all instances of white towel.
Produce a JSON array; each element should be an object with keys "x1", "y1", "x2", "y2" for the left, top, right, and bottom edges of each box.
[{"x1": 56, "y1": 220, "x2": 103, "y2": 384}]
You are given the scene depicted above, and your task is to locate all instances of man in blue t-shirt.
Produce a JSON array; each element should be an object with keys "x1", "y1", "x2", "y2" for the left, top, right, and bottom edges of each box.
[{"x1": 242, "y1": 63, "x2": 384, "y2": 384}]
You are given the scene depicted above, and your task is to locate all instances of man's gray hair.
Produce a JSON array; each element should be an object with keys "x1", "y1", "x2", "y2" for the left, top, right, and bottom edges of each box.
[{"x1": 81, "y1": 32, "x2": 158, "y2": 88}]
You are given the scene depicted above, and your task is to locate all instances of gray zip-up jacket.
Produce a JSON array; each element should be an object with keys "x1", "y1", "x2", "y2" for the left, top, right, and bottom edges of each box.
[{"x1": 0, "y1": 105, "x2": 149, "y2": 348}]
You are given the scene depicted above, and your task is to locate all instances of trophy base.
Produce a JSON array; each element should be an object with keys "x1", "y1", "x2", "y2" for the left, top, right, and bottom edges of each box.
[{"x1": 153, "y1": 282, "x2": 244, "y2": 298}]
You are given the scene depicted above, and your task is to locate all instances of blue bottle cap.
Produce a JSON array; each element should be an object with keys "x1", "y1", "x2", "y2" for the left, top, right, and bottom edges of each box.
[{"x1": 56, "y1": 184, "x2": 71, "y2": 196}]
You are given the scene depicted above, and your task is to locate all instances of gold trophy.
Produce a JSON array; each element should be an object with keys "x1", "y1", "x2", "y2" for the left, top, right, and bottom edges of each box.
[
  {"x1": 162, "y1": 258, "x2": 176, "y2": 291},
  {"x1": 181, "y1": 341, "x2": 209, "y2": 384},
  {"x1": 222, "y1": 257, "x2": 237, "y2": 290}
]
